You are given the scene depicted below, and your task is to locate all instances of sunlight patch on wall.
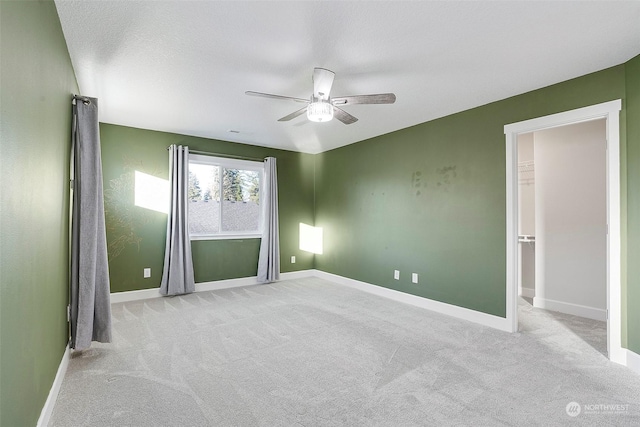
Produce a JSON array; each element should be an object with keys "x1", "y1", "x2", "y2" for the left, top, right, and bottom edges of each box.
[
  {"x1": 134, "y1": 170, "x2": 169, "y2": 214},
  {"x1": 299, "y1": 223, "x2": 323, "y2": 254}
]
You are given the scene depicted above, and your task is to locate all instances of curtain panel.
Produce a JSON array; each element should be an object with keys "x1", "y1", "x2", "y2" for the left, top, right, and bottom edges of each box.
[
  {"x1": 257, "y1": 157, "x2": 280, "y2": 283},
  {"x1": 161, "y1": 144, "x2": 196, "y2": 295},
  {"x1": 70, "y1": 96, "x2": 112, "y2": 350}
]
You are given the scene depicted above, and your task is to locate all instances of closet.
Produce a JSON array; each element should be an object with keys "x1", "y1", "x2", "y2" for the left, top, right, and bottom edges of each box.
[{"x1": 517, "y1": 119, "x2": 607, "y2": 321}]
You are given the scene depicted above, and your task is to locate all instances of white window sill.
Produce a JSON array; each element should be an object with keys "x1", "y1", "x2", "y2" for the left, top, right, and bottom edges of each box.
[{"x1": 190, "y1": 233, "x2": 262, "y2": 241}]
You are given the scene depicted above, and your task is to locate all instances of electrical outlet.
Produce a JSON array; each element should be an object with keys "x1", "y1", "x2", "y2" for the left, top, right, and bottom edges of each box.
[
  {"x1": 394, "y1": 270, "x2": 400, "y2": 280},
  {"x1": 412, "y1": 273, "x2": 418, "y2": 284},
  {"x1": 144, "y1": 268, "x2": 151, "y2": 278},
  {"x1": 291, "y1": 256, "x2": 296, "y2": 264}
]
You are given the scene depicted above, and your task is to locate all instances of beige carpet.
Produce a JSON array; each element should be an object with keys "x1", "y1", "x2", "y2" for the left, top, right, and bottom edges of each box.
[{"x1": 50, "y1": 277, "x2": 640, "y2": 426}]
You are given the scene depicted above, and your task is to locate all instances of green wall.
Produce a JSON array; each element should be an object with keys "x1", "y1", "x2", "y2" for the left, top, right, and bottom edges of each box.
[
  {"x1": 0, "y1": 1, "x2": 78, "y2": 425},
  {"x1": 625, "y1": 54, "x2": 640, "y2": 354},
  {"x1": 314, "y1": 66, "x2": 627, "y2": 318},
  {"x1": 100, "y1": 124, "x2": 315, "y2": 293}
]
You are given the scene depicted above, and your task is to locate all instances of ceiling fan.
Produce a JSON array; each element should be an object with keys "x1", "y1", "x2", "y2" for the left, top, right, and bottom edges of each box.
[{"x1": 246, "y1": 68, "x2": 396, "y2": 125}]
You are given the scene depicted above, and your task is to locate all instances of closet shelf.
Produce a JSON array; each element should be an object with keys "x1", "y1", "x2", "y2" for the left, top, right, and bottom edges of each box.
[{"x1": 518, "y1": 160, "x2": 535, "y2": 173}]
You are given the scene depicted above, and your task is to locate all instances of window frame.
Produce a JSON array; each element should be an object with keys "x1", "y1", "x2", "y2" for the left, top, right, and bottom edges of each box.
[{"x1": 188, "y1": 154, "x2": 264, "y2": 241}]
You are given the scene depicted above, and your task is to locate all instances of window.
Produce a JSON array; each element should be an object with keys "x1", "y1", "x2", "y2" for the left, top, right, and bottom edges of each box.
[{"x1": 188, "y1": 154, "x2": 263, "y2": 239}]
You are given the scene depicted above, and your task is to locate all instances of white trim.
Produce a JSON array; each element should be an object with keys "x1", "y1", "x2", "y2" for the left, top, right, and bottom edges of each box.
[
  {"x1": 189, "y1": 153, "x2": 264, "y2": 170},
  {"x1": 109, "y1": 270, "x2": 316, "y2": 303},
  {"x1": 503, "y1": 101, "x2": 621, "y2": 135},
  {"x1": 625, "y1": 349, "x2": 640, "y2": 376},
  {"x1": 195, "y1": 274, "x2": 270, "y2": 292},
  {"x1": 196, "y1": 275, "x2": 260, "y2": 291},
  {"x1": 504, "y1": 99, "x2": 623, "y2": 364},
  {"x1": 190, "y1": 233, "x2": 262, "y2": 241},
  {"x1": 279, "y1": 270, "x2": 316, "y2": 280},
  {"x1": 312, "y1": 270, "x2": 512, "y2": 332},
  {"x1": 36, "y1": 345, "x2": 70, "y2": 427},
  {"x1": 110, "y1": 287, "x2": 162, "y2": 303},
  {"x1": 506, "y1": 128, "x2": 519, "y2": 334},
  {"x1": 519, "y1": 287, "x2": 535, "y2": 299},
  {"x1": 532, "y1": 297, "x2": 606, "y2": 322},
  {"x1": 197, "y1": 269, "x2": 315, "y2": 290},
  {"x1": 606, "y1": 105, "x2": 624, "y2": 364}
]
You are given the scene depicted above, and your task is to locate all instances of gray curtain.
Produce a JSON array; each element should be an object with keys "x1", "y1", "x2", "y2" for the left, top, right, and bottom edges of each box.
[
  {"x1": 257, "y1": 157, "x2": 280, "y2": 283},
  {"x1": 160, "y1": 145, "x2": 195, "y2": 295},
  {"x1": 70, "y1": 96, "x2": 112, "y2": 350}
]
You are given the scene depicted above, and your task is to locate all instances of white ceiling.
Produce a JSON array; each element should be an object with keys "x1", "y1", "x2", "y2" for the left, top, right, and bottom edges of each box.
[{"x1": 55, "y1": 1, "x2": 640, "y2": 154}]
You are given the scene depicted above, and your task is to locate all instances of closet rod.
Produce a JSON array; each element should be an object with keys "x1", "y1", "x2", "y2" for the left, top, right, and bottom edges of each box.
[{"x1": 166, "y1": 146, "x2": 266, "y2": 162}]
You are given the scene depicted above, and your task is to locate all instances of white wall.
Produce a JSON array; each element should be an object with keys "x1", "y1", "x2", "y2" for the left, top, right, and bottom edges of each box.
[
  {"x1": 533, "y1": 119, "x2": 606, "y2": 320},
  {"x1": 518, "y1": 133, "x2": 535, "y2": 296}
]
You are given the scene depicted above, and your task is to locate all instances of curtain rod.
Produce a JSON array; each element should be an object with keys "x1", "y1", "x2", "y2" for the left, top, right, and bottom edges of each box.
[
  {"x1": 72, "y1": 94, "x2": 91, "y2": 105},
  {"x1": 167, "y1": 146, "x2": 266, "y2": 162}
]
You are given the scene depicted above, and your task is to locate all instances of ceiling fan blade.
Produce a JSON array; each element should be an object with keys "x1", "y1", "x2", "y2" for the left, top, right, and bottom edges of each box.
[
  {"x1": 332, "y1": 93, "x2": 396, "y2": 106},
  {"x1": 278, "y1": 106, "x2": 307, "y2": 122},
  {"x1": 332, "y1": 106, "x2": 358, "y2": 125},
  {"x1": 313, "y1": 68, "x2": 335, "y2": 100},
  {"x1": 245, "y1": 91, "x2": 308, "y2": 103}
]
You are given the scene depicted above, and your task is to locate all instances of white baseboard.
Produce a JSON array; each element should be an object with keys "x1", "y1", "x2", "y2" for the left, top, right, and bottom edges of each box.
[
  {"x1": 311, "y1": 270, "x2": 512, "y2": 332},
  {"x1": 196, "y1": 275, "x2": 261, "y2": 292},
  {"x1": 519, "y1": 287, "x2": 535, "y2": 298},
  {"x1": 110, "y1": 270, "x2": 315, "y2": 303},
  {"x1": 626, "y1": 349, "x2": 640, "y2": 376},
  {"x1": 280, "y1": 270, "x2": 315, "y2": 280},
  {"x1": 532, "y1": 296, "x2": 606, "y2": 321},
  {"x1": 110, "y1": 287, "x2": 162, "y2": 303},
  {"x1": 197, "y1": 270, "x2": 314, "y2": 291},
  {"x1": 37, "y1": 344, "x2": 70, "y2": 427}
]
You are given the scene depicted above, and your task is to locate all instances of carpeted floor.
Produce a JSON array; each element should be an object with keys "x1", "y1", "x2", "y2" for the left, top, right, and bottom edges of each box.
[{"x1": 50, "y1": 277, "x2": 640, "y2": 426}]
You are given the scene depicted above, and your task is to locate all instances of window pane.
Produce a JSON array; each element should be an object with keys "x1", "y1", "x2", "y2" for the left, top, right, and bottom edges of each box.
[
  {"x1": 188, "y1": 164, "x2": 220, "y2": 235},
  {"x1": 187, "y1": 155, "x2": 263, "y2": 238},
  {"x1": 221, "y1": 168, "x2": 260, "y2": 232}
]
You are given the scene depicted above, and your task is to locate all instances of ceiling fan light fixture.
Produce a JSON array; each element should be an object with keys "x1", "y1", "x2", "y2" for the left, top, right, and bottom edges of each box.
[{"x1": 307, "y1": 98, "x2": 333, "y2": 122}]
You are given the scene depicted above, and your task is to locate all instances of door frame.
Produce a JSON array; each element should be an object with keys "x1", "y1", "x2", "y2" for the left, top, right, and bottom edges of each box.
[{"x1": 504, "y1": 99, "x2": 623, "y2": 364}]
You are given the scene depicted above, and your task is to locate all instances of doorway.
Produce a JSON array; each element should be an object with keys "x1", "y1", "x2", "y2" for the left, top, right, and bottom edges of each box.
[
  {"x1": 517, "y1": 120, "x2": 607, "y2": 354},
  {"x1": 504, "y1": 100, "x2": 624, "y2": 364}
]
